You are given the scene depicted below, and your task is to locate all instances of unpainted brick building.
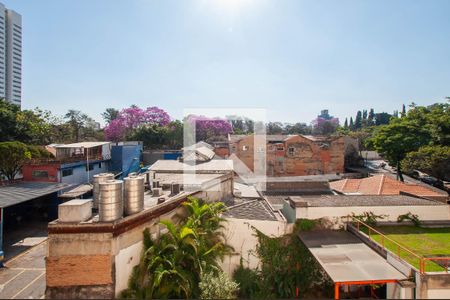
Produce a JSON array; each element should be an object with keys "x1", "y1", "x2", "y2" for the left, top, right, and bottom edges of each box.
[{"x1": 229, "y1": 134, "x2": 353, "y2": 176}]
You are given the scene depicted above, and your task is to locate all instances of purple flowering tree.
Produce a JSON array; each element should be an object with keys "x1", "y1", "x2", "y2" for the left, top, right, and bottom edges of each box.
[
  {"x1": 104, "y1": 106, "x2": 170, "y2": 141},
  {"x1": 186, "y1": 115, "x2": 233, "y2": 142}
]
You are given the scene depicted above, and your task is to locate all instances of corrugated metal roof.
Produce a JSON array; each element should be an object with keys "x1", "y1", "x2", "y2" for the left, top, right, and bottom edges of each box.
[
  {"x1": 0, "y1": 182, "x2": 73, "y2": 208},
  {"x1": 54, "y1": 142, "x2": 111, "y2": 149}
]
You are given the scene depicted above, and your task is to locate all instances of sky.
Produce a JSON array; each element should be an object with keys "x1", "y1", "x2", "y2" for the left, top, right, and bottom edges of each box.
[{"x1": 5, "y1": 0, "x2": 450, "y2": 125}]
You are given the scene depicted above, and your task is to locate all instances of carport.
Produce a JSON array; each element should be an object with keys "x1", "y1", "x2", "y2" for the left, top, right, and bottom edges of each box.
[
  {"x1": 298, "y1": 230, "x2": 407, "y2": 299},
  {"x1": 0, "y1": 182, "x2": 71, "y2": 263}
]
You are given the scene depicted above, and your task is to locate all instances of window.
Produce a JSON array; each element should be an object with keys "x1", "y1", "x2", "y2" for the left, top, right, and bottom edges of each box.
[
  {"x1": 276, "y1": 146, "x2": 284, "y2": 151},
  {"x1": 32, "y1": 170, "x2": 48, "y2": 178},
  {"x1": 86, "y1": 164, "x2": 94, "y2": 171},
  {"x1": 62, "y1": 169, "x2": 73, "y2": 177},
  {"x1": 242, "y1": 145, "x2": 249, "y2": 151},
  {"x1": 98, "y1": 162, "x2": 102, "y2": 168},
  {"x1": 288, "y1": 147, "x2": 295, "y2": 155}
]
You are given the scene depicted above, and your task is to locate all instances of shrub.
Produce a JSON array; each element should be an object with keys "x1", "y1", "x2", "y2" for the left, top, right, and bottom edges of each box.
[
  {"x1": 199, "y1": 271, "x2": 239, "y2": 299},
  {"x1": 397, "y1": 212, "x2": 421, "y2": 227},
  {"x1": 352, "y1": 212, "x2": 386, "y2": 226},
  {"x1": 232, "y1": 260, "x2": 261, "y2": 299}
]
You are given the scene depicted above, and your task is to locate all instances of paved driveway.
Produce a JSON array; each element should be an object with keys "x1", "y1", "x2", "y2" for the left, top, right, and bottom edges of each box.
[{"x1": 0, "y1": 241, "x2": 46, "y2": 299}]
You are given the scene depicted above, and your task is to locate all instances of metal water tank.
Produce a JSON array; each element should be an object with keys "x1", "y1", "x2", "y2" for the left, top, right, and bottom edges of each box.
[
  {"x1": 124, "y1": 175, "x2": 145, "y2": 216},
  {"x1": 93, "y1": 173, "x2": 114, "y2": 209},
  {"x1": 98, "y1": 179, "x2": 123, "y2": 222}
]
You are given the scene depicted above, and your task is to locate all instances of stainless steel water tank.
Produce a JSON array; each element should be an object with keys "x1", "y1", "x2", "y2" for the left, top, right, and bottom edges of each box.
[
  {"x1": 124, "y1": 175, "x2": 144, "y2": 216},
  {"x1": 98, "y1": 179, "x2": 123, "y2": 222},
  {"x1": 93, "y1": 173, "x2": 114, "y2": 209}
]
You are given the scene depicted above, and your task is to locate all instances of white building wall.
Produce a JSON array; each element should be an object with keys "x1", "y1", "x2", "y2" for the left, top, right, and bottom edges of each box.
[
  {"x1": 220, "y1": 218, "x2": 291, "y2": 276},
  {"x1": 296, "y1": 205, "x2": 449, "y2": 226},
  {"x1": 5, "y1": 8, "x2": 21, "y2": 106}
]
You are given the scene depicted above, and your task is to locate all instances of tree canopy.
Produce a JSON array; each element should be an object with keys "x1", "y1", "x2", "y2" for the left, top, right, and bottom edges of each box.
[{"x1": 0, "y1": 141, "x2": 53, "y2": 181}]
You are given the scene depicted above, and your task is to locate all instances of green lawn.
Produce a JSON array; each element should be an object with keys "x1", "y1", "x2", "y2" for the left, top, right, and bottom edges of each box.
[{"x1": 363, "y1": 225, "x2": 450, "y2": 272}]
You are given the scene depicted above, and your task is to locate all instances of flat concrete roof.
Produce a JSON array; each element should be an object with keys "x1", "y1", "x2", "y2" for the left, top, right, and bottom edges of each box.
[
  {"x1": 150, "y1": 159, "x2": 233, "y2": 173},
  {"x1": 298, "y1": 230, "x2": 407, "y2": 283},
  {"x1": 0, "y1": 182, "x2": 72, "y2": 208},
  {"x1": 234, "y1": 182, "x2": 260, "y2": 198}
]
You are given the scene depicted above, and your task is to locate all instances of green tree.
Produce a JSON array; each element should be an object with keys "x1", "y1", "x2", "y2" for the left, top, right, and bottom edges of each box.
[
  {"x1": 0, "y1": 142, "x2": 51, "y2": 181},
  {"x1": 370, "y1": 120, "x2": 431, "y2": 181},
  {"x1": 375, "y1": 112, "x2": 392, "y2": 125},
  {"x1": 0, "y1": 99, "x2": 20, "y2": 141},
  {"x1": 343, "y1": 118, "x2": 348, "y2": 129},
  {"x1": 15, "y1": 108, "x2": 53, "y2": 144},
  {"x1": 0, "y1": 141, "x2": 31, "y2": 180},
  {"x1": 368, "y1": 108, "x2": 375, "y2": 125},
  {"x1": 349, "y1": 117, "x2": 354, "y2": 129},
  {"x1": 122, "y1": 197, "x2": 232, "y2": 299},
  {"x1": 266, "y1": 122, "x2": 284, "y2": 134},
  {"x1": 402, "y1": 145, "x2": 450, "y2": 181},
  {"x1": 64, "y1": 109, "x2": 88, "y2": 142},
  {"x1": 354, "y1": 111, "x2": 362, "y2": 129},
  {"x1": 101, "y1": 108, "x2": 119, "y2": 124},
  {"x1": 401, "y1": 104, "x2": 406, "y2": 117}
]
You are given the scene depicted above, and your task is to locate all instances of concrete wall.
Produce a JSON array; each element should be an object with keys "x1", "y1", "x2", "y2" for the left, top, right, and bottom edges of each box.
[
  {"x1": 296, "y1": 205, "x2": 449, "y2": 226},
  {"x1": 46, "y1": 190, "x2": 214, "y2": 299},
  {"x1": 195, "y1": 175, "x2": 234, "y2": 203},
  {"x1": 415, "y1": 272, "x2": 450, "y2": 299},
  {"x1": 220, "y1": 218, "x2": 291, "y2": 276}
]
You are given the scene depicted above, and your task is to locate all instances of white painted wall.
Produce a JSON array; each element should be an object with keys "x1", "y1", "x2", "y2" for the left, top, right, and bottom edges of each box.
[
  {"x1": 427, "y1": 289, "x2": 450, "y2": 299},
  {"x1": 296, "y1": 205, "x2": 449, "y2": 226},
  {"x1": 114, "y1": 241, "x2": 143, "y2": 295},
  {"x1": 220, "y1": 218, "x2": 290, "y2": 276}
]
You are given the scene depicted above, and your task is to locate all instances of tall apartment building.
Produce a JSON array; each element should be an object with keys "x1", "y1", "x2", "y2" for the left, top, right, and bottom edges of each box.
[{"x1": 0, "y1": 3, "x2": 21, "y2": 107}]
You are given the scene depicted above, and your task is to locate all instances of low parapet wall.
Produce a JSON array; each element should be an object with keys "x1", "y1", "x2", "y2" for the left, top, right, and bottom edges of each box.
[{"x1": 46, "y1": 191, "x2": 195, "y2": 299}]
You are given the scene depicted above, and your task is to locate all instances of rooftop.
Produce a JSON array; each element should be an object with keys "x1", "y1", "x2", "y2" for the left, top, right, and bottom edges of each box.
[
  {"x1": 0, "y1": 182, "x2": 73, "y2": 208},
  {"x1": 150, "y1": 159, "x2": 233, "y2": 173},
  {"x1": 288, "y1": 194, "x2": 444, "y2": 207},
  {"x1": 53, "y1": 142, "x2": 111, "y2": 149},
  {"x1": 222, "y1": 199, "x2": 279, "y2": 221},
  {"x1": 298, "y1": 230, "x2": 407, "y2": 283},
  {"x1": 228, "y1": 134, "x2": 341, "y2": 144},
  {"x1": 330, "y1": 174, "x2": 447, "y2": 198},
  {"x1": 153, "y1": 173, "x2": 231, "y2": 191}
]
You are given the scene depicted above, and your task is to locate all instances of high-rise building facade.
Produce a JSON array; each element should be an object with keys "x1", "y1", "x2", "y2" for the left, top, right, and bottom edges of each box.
[{"x1": 0, "y1": 3, "x2": 21, "y2": 107}]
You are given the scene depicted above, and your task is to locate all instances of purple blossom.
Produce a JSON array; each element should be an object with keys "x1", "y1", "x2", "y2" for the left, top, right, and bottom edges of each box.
[
  {"x1": 104, "y1": 106, "x2": 171, "y2": 141},
  {"x1": 186, "y1": 115, "x2": 233, "y2": 141}
]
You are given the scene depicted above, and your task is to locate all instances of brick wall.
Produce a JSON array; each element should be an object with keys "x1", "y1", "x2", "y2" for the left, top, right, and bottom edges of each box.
[
  {"x1": 46, "y1": 255, "x2": 113, "y2": 287},
  {"x1": 230, "y1": 135, "x2": 345, "y2": 176},
  {"x1": 22, "y1": 163, "x2": 60, "y2": 182}
]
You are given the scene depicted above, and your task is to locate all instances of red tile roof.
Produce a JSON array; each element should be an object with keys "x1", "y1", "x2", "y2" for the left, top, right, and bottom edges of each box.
[{"x1": 330, "y1": 175, "x2": 446, "y2": 198}]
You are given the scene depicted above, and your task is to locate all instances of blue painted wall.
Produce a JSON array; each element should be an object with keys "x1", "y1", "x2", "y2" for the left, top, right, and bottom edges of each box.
[{"x1": 111, "y1": 144, "x2": 143, "y2": 178}]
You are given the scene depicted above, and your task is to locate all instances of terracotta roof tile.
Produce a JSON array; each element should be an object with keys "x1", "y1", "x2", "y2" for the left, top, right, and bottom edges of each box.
[{"x1": 331, "y1": 175, "x2": 445, "y2": 198}]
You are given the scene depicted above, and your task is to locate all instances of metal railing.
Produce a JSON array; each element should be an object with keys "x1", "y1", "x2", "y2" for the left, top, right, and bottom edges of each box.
[
  {"x1": 347, "y1": 216, "x2": 449, "y2": 274},
  {"x1": 25, "y1": 154, "x2": 108, "y2": 165}
]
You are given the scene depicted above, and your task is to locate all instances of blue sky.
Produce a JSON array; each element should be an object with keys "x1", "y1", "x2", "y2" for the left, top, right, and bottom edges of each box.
[{"x1": 5, "y1": 0, "x2": 450, "y2": 125}]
